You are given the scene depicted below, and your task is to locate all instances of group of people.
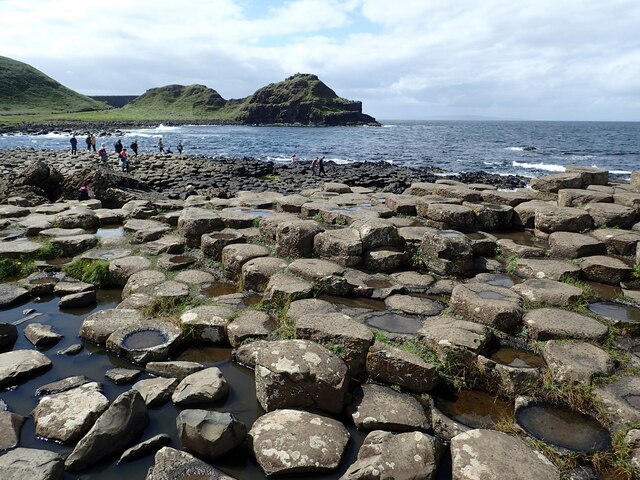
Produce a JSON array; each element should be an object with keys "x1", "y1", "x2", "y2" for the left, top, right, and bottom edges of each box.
[
  {"x1": 157, "y1": 137, "x2": 184, "y2": 155},
  {"x1": 291, "y1": 153, "x2": 327, "y2": 176}
]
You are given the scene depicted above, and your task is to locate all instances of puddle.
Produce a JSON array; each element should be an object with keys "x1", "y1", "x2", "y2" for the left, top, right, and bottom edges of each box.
[
  {"x1": 209, "y1": 232, "x2": 241, "y2": 240},
  {"x1": 483, "y1": 274, "x2": 518, "y2": 288},
  {"x1": 176, "y1": 346, "x2": 233, "y2": 365},
  {"x1": 45, "y1": 257, "x2": 73, "y2": 266},
  {"x1": 242, "y1": 293, "x2": 263, "y2": 307},
  {"x1": 586, "y1": 282, "x2": 623, "y2": 301},
  {"x1": 169, "y1": 255, "x2": 196, "y2": 264},
  {"x1": 493, "y1": 230, "x2": 547, "y2": 248},
  {"x1": 435, "y1": 390, "x2": 513, "y2": 429},
  {"x1": 201, "y1": 282, "x2": 238, "y2": 297},
  {"x1": 516, "y1": 404, "x2": 611, "y2": 452},
  {"x1": 364, "y1": 278, "x2": 393, "y2": 289},
  {"x1": 319, "y1": 294, "x2": 386, "y2": 312},
  {"x1": 477, "y1": 290, "x2": 509, "y2": 300},
  {"x1": 365, "y1": 312, "x2": 422, "y2": 334},
  {"x1": 95, "y1": 226, "x2": 124, "y2": 238},
  {"x1": 588, "y1": 301, "x2": 640, "y2": 323},
  {"x1": 489, "y1": 347, "x2": 546, "y2": 368},
  {"x1": 122, "y1": 330, "x2": 168, "y2": 349}
]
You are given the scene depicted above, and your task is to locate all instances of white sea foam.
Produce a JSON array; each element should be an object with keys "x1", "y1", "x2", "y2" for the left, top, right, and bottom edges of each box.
[
  {"x1": 610, "y1": 170, "x2": 632, "y2": 175},
  {"x1": 512, "y1": 161, "x2": 565, "y2": 173},
  {"x1": 382, "y1": 124, "x2": 397, "y2": 128},
  {"x1": 507, "y1": 146, "x2": 525, "y2": 151},
  {"x1": 155, "y1": 124, "x2": 180, "y2": 131}
]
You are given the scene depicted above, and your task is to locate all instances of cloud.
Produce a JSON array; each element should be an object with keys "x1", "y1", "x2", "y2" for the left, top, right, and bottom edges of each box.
[{"x1": 1, "y1": 0, "x2": 638, "y2": 119}]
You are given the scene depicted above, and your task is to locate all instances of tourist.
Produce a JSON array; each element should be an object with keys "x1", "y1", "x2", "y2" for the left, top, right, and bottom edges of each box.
[
  {"x1": 119, "y1": 148, "x2": 129, "y2": 172},
  {"x1": 70, "y1": 134, "x2": 78, "y2": 155},
  {"x1": 85, "y1": 134, "x2": 91, "y2": 151},
  {"x1": 130, "y1": 139, "x2": 138, "y2": 156},
  {"x1": 318, "y1": 156, "x2": 326, "y2": 176},
  {"x1": 114, "y1": 139, "x2": 123, "y2": 155},
  {"x1": 185, "y1": 184, "x2": 198, "y2": 198},
  {"x1": 291, "y1": 154, "x2": 297, "y2": 163},
  {"x1": 90, "y1": 134, "x2": 97, "y2": 152},
  {"x1": 158, "y1": 137, "x2": 164, "y2": 153},
  {"x1": 311, "y1": 156, "x2": 319, "y2": 176},
  {"x1": 177, "y1": 141, "x2": 184, "y2": 155},
  {"x1": 87, "y1": 181, "x2": 95, "y2": 199},
  {"x1": 77, "y1": 184, "x2": 89, "y2": 200},
  {"x1": 97, "y1": 143, "x2": 108, "y2": 164}
]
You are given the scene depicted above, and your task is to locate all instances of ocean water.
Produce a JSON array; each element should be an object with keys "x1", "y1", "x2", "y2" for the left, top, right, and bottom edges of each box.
[{"x1": 2, "y1": 121, "x2": 638, "y2": 179}]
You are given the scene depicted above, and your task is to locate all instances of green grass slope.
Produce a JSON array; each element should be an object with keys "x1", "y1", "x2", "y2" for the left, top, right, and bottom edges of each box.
[
  {"x1": 122, "y1": 84, "x2": 228, "y2": 119},
  {"x1": 0, "y1": 55, "x2": 109, "y2": 115}
]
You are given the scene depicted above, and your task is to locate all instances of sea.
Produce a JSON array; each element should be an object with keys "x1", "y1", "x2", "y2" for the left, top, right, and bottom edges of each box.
[{"x1": 1, "y1": 120, "x2": 638, "y2": 179}]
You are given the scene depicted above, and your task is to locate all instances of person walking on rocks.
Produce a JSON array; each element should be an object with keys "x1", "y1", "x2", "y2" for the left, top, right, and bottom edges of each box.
[
  {"x1": 114, "y1": 139, "x2": 123, "y2": 155},
  {"x1": 70, "y1": 134, "x2": 78, "y2": 155},
  {"x1": 90, "y1": 134, "x2": 97, "y2": 152},
  {"x1": 130, "y1": 139, "x2": 138, "y2": 156},
  {"x1": 158, "y1": 137, "x2": 164, "y2": 153},
  {"x1": 119, "y1": 148, "x2": 129, "y2": 172},
  {"x1": 291, "y1": 154, "x2": 297, "y2": 163},
  {"x1": 85, "y1": 134, "x2": 92, "y2": 151},
  {"x1": 185, "y1": 184, "x2": 198, "y2": 198},
  {"x1": 177, "y1": 141, "x2": 184, "y2": 155},
  {"x1": 318, "y1": 156, "x2": 326, "y2": 176},
  {"x1": 97, "y1": 143, "x2": 109, "y2": 165},
  {"x1": 311, "y1": 156, "x2": 319, "y2": 176}
]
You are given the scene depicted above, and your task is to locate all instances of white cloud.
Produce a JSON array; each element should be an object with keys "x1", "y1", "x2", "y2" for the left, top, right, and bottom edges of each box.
[{"x1": 1, "y1": 0, "x2": 638, "y2": 119}]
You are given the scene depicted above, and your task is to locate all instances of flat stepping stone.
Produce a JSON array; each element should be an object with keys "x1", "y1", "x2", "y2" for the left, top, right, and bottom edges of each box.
[
  {"x1": 105, "y1": 367, "x2": 141, "y2": 385},
  {"x1": 548, "y1": 231, "x2": 606, "y2": 258},
  {"x1": 201, "y1": 229, "x2": 245, "y2": 260},
  {"x1": 451, "y1": 429, "x2": 558, "y2": 480},
  {"x1": 0, "y1": 448, "x2": 64, "y2": 480},
  {"x1": 287, "y1": 258, "x2": 349, "y2": 296},
  {"x1": 263, "y1": 272, "x2": 314, "y2": 303},
  {"x1": 533, "y1": 205, "x2": 593, "y2": 233},
  {"x1": 363, "y1": 247, "x2": 405, "y2": 272},
  {"x1": 24, "y1": 323, "x2": 62, "y2": 348},
  {"x1": 0, "y1": 350, "x2": 52, "y2": 388},
  {"x1": 53, "y1": 280, "x2": 95, "y2": 295},
  {"x1": 39, "y1": 227, "x2": 86, "y2": 238},
  {"x1": 123, "y1": 219, "x2": 170, "y2": 243},
  {"x1": 589, "y1": 228, "x2": 640, "y2": 256},
  {"x1": 157, "y1": 253, "x2": 197, "y2": 271},
  {"x1": 385, "y1": 294, "x2": 444, "y2": 316},
  {"x1": 580, "y1": 255, "x2": 632, "y2": 285},
  {"x1": 118, "y1": 433, "x2": 171, "y2": 464},
  {"x1": 174, "y1": 269, "x2": 215, "y2": 284},
  {"x1": 511, "y1": 278, "x2": 583, "y2": 306},
  {"x1": 177, "y1": 409, "x2": 247, "y2": 460},
  {"x1": 32, "y1": 382, "x2": 109, "y2": 443},
  {"x1": 146, "y1": 446, "x2": 235, "y2": 480},
  {"x1": 391, "y1": 271, "x2": 436, "y2": 292},
  {"x1": 80, "y1": 247, "x2": 132, "y2": 261},
  {"x1": 0, "y1": 284, "x2": 29, "y2": 308},
  {"x1": 313, "y1": 227, "x2": 363, "y2": 267},
  {"x1": 496, "y1": 238, "x2": 545, "y2": 258},
  {"x1": 140, "y1": 234, "x2": 185, "y2": 256},
  {"x1": 150, "y1": 280, "x2": 189, "y2": 299},
  {"x1": 514, "y1": 258, "x2": 581, "y2": 282},
  {"x1": 221, "y1": 243, "x2": 271, "y2": 279},
  {"x1": 227, "y1": 310, "x2": 274, "y2": 347},
  {"x1": 542, "y1": 340, "x2": 615, "y2": 385},
  {"x1": 595, "y1": 376, "x2": 640, "y2": 427},
  {"x1": 109, "y1": 256, "x2": 153, "y2": 286},
  {"x1": 418, "y1": 315, "x2": 491, "y2": 355},
  {"x1": 585, "y1": 202, "x2": 636, "y2": 229},
  {"x1": 241, "y1": 256, "x2": 289, "y2": 292},
  {"x1": 122, "y1": 269, "x2": 166, "y2": 298},
  {"x1": 59, "y1": 290, "x2": 96, "y2": 308},
  {"x1": 50, "y1": 234, "x2": 98, "y2": 256},
  {"x1": 106, "y1": 320, "x2": 182, "y2": 364},
  {"x1": 450, "y1": 283, "x2": 523, "y2": 331},
  {"x1": 348, "y1": 383, "x2": 430, "y2": 431},
  {"x1": 177, "y1": 207, "x2": 223, "y2": 247},
  {"x1": 0, "y1": 205, "x2": 30, "y2": 218},
  {"x1": 248, "y1": 409, "x2": 349, "y2": 476},
  {"x1": 524, "y1": 308, "x2": 608, "y2": 341},
  {"x1": 145, "y1": 361, "x2": 203, "y2": 380},
  {"x1": 0, "y1": 410, "x2": 26, "y2": 450},
  {"x1": 79, "y1": 308, "x2": 144, "y2": 345},
  {"x1": 180, "y1": 305, "x2": 235, "y2": 344},
  {"x1": 35, "y1": 375, "x2": 93, "y2": 396}
]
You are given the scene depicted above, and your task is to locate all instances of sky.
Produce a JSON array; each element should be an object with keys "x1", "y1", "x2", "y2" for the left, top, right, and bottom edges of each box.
[{"x1": 1, "y1": 0, "x2": 639, "y2": 121}]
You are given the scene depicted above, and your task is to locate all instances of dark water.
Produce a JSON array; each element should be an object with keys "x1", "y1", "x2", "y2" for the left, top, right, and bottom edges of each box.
[{"x1": 2, "y1": 121, "x2": 638, "y2": 178}]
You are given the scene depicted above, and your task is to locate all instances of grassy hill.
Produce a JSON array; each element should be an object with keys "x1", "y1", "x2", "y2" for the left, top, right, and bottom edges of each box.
[
  {"x1": 0, "y1": 55, "x2": 108, "y2": 115},
  {"x1": 122, "y1": 84, "x2": 228, "y2": 118}
]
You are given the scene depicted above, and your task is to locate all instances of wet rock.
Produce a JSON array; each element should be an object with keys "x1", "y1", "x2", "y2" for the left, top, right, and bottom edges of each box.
[
  {"x1": 314, "y1": 227, "x2": 363, "y2": 267},
  {"x1": 524, "y1": 308, "x2": 608, "y2": 341},
  {"x1": 221, "y1": 243, "x2": 271, "y2": 279},
  {"x1": 241, "y1": 256, "x2": 289, "y2": 291},
  {"x1": 146, "y1": 446, "x2": 236, "y2": 480},
  {"x1": 0, "y1": 410, "x2": 26, "y2": 450},
  {"x1": 177, "y1": 409, "x2": 246, "y2": 460},
  {"x1": 109, "y1": 256, "x2": 153, "y2": 286},
  {"x1": 0, "y1": 323, "x2": 18, "y2": 352},
  {"x1": 80, "y1": 308, "x2": 144, "y2": 345},
  {"x1": 32, "y1": 382, "x2": 109, "y2": 443},
  {"x1": 385, "y1": 294, "x2": 444, "y2": 317},
  {"x1": 0, "y1": 447, "x2": 64, "y2": 480},
  {"x1": 172, "y1": 367, "x2": 229, "y2": 406},
  {"x1": 450, "y1": 283, "x2": 523, "y2": 331},
  {"x1": 35, "y1": 375, "x2": 93, "y2": 396},
  {"x1": 366, "y1": 340, "x2": 437, "y2": 393},
  {"x1": 106, "y1": 320, "x2": 182, "y2": 364},
  {"x1": 0, "y1": 284, "x2": 30, "y2": 308},
  {"x1": 295, "y1": 312, "x2": 373, "y2": 378},
  {"x1": 548, "y1": 231, "x2": 606, "y2": 258},
  {"x1": 132, "y1": 377, "x2": 179, "y2": 407},
  {"x1": 180, "y1": 305, "x2": 235, "y2": 344},
  {"x1": 105, "y1": 367, "x2": 141, "y2": 385},
  {"x1": 248, "y1": 409, "x2": 349, "y2": 476},
  {"x1": 421, "y1": 230, "x2": 474, "y2": 277},
  {"x1": 348, "y1": 383, "x2": 430, "y2": 431},
  {"x1": 342, "y1": 430, "x2": 443, "y2": 480},
  {"x1": 227, "y1": 310, "x2": 274, "y2": 347},
  {"x1": 450, "y1": 429, "x2": 558, "y2": 479},
  {"x1": 65, "y1": 390, "x2": 149, "y2": 472},
  {"x1": 514, "y1": 258, "x2": 582, "y2": 282},
  {"x1": 254, "y1": 339, "x2": 348, "y2": 414},
  {"x1": 542, "y1": 340, "x2": 615, "y2": 385},
  {"x1": 511, "y1": 278, "x2": 583, "y2": 306},
  {"x1": 580, "y1": 255, "x2": 632, "y2": 285},
  {"x1": 59, "y1": 290, "x2": 97, "y2": 308},
  {"x1": 431, "y1": 406, "x2": 472, "y2": 442},
  {"x1": 118, "y1": 433, "x2": 171, "y2": 464},
  {"x1": 145, "y1": 361, "x2": 203, "y2": 380},
  {"x1": 0, "y1": 349, "x2": 52, "y2": 388},
  {"x1": 177, "y1": 207, "x2": 223, "y2": 247}
]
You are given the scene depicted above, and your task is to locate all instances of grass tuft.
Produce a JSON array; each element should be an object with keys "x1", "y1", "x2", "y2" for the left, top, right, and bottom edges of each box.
[{"x1": 62, "y1": 259, "x2": 112, "y2": 286}]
